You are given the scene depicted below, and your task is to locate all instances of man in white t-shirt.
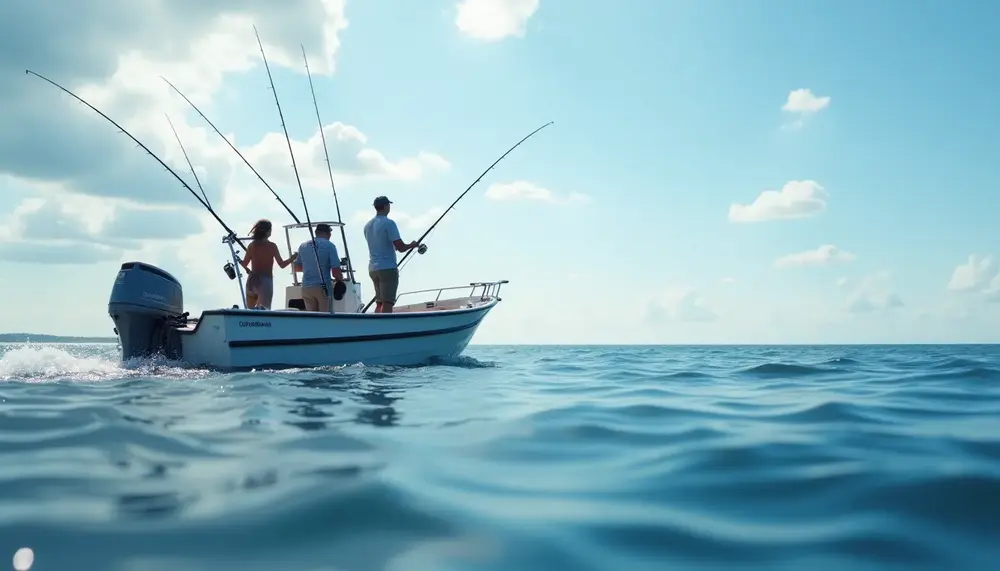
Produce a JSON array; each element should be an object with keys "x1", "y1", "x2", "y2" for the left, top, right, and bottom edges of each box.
[
  {"x1": 363, "y1": 196, "x2": 419, "y2": 313},
  {"x1": 293, "y1": 223, "x2": 345, "y2": 312}
]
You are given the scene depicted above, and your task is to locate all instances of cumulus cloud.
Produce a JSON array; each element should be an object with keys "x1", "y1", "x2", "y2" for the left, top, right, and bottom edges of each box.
[
  {"x1": 350, "y1": 207, "x2": 445, "y2": 232},
  {"x1": 0, "y1": 193, "x2": 207, "y2": 264},
  {"x1": 729, "y1": 180, "x2": 828, "y2": 222},
  {"x1": 945, "y1": 254, "x2": 1000, "y2": 304},
  {"x1": 243, "y1": 123, "x2": 450, "y2": 190},
  {"x1": 774, "y1": 244, "x2": 856, "y2": 268},
  {"x1": 2, "y1": 0, "x2": 348, "y2": 208},
  {"x1": 0, "y1": 242, "x2": 122, "y2": 265},
  {"x1": 646, "y1": 287, "x2": 718, "y2": 323},
  {"x1": 781, "y1": 88, "x2": 830, "y2": 129},
  {"x1": 0, "y1": 0, "x2": 453, "y2": 285},
  {"x1": 455, "y1": 0, "x2": 540, "y2": 41},
  {"x1": 986, "y1": 276, "x2": 1000, "y2": 302},
  {"x1": 484, "y1": 181, "x2": 590, "y2": 205},
  {"x1": 838, "y1": 272, "x2": 903, "y2": 314},
  {"x1": 946, "y1": 254, "x2": 996, "y2": 292}
]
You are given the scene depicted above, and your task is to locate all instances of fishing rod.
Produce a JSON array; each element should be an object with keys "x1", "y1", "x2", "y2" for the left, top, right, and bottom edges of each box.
[
  {"x1": 165, "y1": 113, "x2": 212, "y2": 209},
  {"x1": 25, "y1": 69, "x2": 246, "y2": 252},
  {"x1": 360, "y1": 120, "x2": 554, "y2": 313},
  {"x1": 160, "y1": 76, "x2": 302, "y2": 224},
  {"x1": 301, "y1": 45, "x2": 356, "y2": 285},
  {"x1": 254, "y1": 27, "x2": 328, "y2": 298}
]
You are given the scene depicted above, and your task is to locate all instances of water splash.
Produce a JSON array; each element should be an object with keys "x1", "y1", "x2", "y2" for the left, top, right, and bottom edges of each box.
[{"x1": 0, "y1": 344, "x2": 210, "y2": 382}]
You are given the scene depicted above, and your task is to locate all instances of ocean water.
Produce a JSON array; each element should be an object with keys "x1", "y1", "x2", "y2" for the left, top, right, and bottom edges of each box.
[{"x1": 0, "y1": 343, "x2": 998, "y2": 571}]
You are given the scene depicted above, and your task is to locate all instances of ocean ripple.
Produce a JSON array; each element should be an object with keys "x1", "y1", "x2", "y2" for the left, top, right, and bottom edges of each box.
[{"x1": 0, "y1": 342, "x2": 998, "y2": 570}]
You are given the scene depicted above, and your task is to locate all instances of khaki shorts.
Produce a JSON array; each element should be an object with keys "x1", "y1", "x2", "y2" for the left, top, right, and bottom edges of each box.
[
  {"x1": 369, "y1": 269, "x2": 399, "y2": 304},
  {"x1": 301, "y1": 285, "x2": 332, "y2": 312}
]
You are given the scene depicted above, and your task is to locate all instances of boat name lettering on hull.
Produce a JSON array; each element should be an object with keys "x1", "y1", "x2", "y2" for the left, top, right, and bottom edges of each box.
[{"x1": 239, "y1": 321, "x2": 272, "y2": 328}]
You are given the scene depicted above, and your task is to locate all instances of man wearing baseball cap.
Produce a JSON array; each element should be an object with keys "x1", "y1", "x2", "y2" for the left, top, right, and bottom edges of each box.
[
  {"x1": 293, "y1": 222, "x2": 346, "y2": 312},
  {"x1": 363, "y1": 196, "x2": 420, "y2": 313}
]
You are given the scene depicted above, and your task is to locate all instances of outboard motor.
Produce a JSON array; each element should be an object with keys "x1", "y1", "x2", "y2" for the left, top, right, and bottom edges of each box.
[{"x1": 108, "y1": 262, "x2": 185, "y2": 361}]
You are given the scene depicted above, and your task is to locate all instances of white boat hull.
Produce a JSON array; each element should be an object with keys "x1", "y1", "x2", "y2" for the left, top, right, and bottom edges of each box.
[{"x1": 176, "y1": 300, "x2": 497, "y2": 370}]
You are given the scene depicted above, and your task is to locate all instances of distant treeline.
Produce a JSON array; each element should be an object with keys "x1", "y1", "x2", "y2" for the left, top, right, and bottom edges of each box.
[{"x1": 0, "y1": 333, "x2": 118, "y2": 344}]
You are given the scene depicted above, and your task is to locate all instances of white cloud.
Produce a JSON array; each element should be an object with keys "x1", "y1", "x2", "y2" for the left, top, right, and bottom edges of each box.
[
  {"x1": 774, "y1": 244, "x2": 856, "y2": 268},
  {"x1": 721, "y1": 277, "x2": 735, "y2": 285},
  {"x1": 484, "y1": 181, "x2": 590, "y2": 205},
  {"x1": 0, "y1": 194, "x2": 205, "y2": 264},
  {"x1": 946, "y1": 254, "x2": 996, "y2": 292},
  {"x1": 242, "y1": 123, "x2": 450, "y2": 191},
  {"x1": 729, "y1": 180, "x2": 828, "y2": 222},
  {"x1": 985, "y1": 275, "x2": 1000, "y2": 302},
  {"x1": 646, "y1": 287, "x2": 718, "y2": 323},
  {"x1": 782, "y1": 88, "x2": 831, "y2": 114},
  {"x1": 781, "y1": 88, "x2": 830, "y2": 129},
  {"x1": 839, "y1": 272, "x2": 903, "y2": 314},
  {"x1": 455, "y1": 0, "x2": 539, "y2": 41},
  {"x1": 350, "y1": 207, "x2": 445, "y2": 233},
  {"x1": 0, "y1": 1, "x2": 454, "y2": 284}
]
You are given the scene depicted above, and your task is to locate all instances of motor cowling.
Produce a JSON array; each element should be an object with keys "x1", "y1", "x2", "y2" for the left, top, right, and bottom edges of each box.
[{"x1": 108, "y1": 262, "x2": 185, "y2": 361}]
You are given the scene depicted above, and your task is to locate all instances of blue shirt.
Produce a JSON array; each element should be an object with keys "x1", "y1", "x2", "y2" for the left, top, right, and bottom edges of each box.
[
  {"x1": 296, "y1": 238, "x2": 340, "y2": 288},
  {"x1": 363, "y1": 214, "x2": 401, "y2": 271}
]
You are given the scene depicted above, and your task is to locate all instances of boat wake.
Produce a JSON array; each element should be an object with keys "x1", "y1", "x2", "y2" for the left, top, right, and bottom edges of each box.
[
  {"x1": 0, "y1": 344, "x2": 209, "y2": 383},
  {"x1": 0, "y1": 343, "x2": 498, "y2": 384}
]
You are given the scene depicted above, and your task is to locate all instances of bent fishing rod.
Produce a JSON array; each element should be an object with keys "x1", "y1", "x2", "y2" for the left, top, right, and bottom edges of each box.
[
  {"x1": 165, "y1": 113, "x2": 213, "y2": 209},
  {"x1": 360, "y1": 120, "x2": 554, "y2": 313},
  {"x1": 302, "y1": 45, "x2": 356, "y2": 285},
  {"x1": 160, "y1": 76, "x2": 302, "y2": 225},
  {"x1": 254, "y1": 27, "x2": 328, "y2": 298},
  {"x1": 25, "y1": 69, "x2": 246, "y2": 251}
]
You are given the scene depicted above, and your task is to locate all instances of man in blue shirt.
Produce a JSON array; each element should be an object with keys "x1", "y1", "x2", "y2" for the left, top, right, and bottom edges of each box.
[
  {"x1": 293, "y1": 223, "x2": 346, "y2": 312},
  {"x1": 363, "y1": 196, "x2": 419, "y2": 313}
]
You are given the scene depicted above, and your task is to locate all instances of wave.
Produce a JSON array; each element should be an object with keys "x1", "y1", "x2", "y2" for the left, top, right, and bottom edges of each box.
[{"x1": 0, "y1": 343, "x2": 998, "y2": 569}]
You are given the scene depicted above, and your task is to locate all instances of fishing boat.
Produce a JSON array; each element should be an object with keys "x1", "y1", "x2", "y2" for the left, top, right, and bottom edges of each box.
[
  {"x1": 26, "y1": 28, "x2": 550, "y2": 371},
  {"x1": 107, "y1": 220, "x2": 509, "y2": 370}
]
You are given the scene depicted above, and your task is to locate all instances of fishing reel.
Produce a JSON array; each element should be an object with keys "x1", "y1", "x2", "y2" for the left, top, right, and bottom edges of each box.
[
  {"x1": 417, "y1": 244, "x2": 428, "y2": 255},
  {"x1": 223, "y1": 261, "x2": 237, "y2": 280}
]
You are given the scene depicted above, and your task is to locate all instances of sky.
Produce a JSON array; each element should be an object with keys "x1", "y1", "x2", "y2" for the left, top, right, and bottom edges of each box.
[{"x1": 0, "y1": 0, "x2": 998, "y2": 344}]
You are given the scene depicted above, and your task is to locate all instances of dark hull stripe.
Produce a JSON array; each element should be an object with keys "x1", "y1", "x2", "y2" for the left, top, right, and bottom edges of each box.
[{"x1": 228, "y1": 318, "x2": 483, "y2": 348}]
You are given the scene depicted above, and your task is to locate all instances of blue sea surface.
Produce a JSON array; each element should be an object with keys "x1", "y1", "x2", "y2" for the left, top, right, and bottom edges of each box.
[{"x1": 0, "y1": 343, "x2": 998, "y2": 571}]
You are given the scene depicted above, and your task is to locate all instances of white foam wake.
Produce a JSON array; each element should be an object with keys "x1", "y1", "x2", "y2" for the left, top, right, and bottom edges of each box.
[{"x1": 0, "y1": 344, "x2": 122, "y2": 382}]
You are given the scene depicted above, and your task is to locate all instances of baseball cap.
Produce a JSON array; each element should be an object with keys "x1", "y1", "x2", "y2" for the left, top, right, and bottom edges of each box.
[
  {"x1": 373, "y1": 196, "x2": 393, "y2": 207},
  {"x1": 315, "y1": 223, "x2": 332, "y2": 233}
]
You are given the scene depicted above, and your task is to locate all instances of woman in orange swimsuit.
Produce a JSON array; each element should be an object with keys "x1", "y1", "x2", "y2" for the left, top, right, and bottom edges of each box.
[{"x1": 240, "y1": 219, "x2": 297, "y2": 309}]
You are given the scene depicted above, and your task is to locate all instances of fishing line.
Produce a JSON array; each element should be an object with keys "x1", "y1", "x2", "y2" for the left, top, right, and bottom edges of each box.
[
  {"x1": 302, "y1": 45, "x2": 355, "y2": 286},
  {"x1": 361, "y1": 121, "x2": 554, "y2": 312},
  {"x1": 25, "y1": 69, "x2": 246, "y2": 251},
  {"x1": 254, "y1": 27, "x2": 328, "y2": 298}
]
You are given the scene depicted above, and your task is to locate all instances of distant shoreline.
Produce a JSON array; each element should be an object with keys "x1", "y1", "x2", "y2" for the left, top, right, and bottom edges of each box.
[{"x1": 0, "y1": 334, "x2": 118, "y2": 344}]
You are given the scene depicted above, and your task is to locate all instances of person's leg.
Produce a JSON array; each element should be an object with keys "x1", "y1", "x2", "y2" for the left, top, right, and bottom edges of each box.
[
  {"x1": 259, "y1": 276, "x2": 274, "y2": 309},
  {"x1": 301, "y1": 286, "x2": 320, "y2": 312},
  {"x1": 370, "y1": 270, "x2": 384, "y2": 313},
  {"x1": 245, "y1": 274, "x2": 259, "y2": 308},
  {"x1": 377, "y1": 269, "x2": 399, "y2": 313}
]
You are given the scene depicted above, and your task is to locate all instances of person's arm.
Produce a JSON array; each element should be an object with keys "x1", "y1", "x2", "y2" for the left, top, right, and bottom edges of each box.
[
  {"x1": 387, "y1": 219, "x2": 418, "y2": 253},
  {"x1": 273, "y1": 243, "x2": 296, "y2": 269},
  {"x1": 240, "y1": 243, "x2": 253, "y2": 271},
  {"x1": 291, "y1": 244, "x2": 304, "y2": 272}
]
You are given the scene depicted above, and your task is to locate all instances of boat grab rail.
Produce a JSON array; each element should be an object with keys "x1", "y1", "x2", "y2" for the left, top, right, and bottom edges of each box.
[{"x1": 394, "y1": 280, "x2": 509, "y2": 304}]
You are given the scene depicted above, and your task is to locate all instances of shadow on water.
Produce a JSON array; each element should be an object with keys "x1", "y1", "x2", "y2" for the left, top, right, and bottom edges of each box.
[{"x1": 280, "y1": 367, "x2": 410, "y2": 430}]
